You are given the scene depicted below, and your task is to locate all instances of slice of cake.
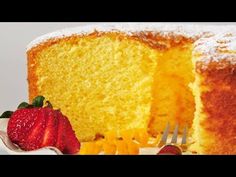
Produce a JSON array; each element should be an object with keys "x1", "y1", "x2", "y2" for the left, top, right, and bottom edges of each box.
[{"x1": 191, "y1": 32, "x2": 236, "y2": 154}]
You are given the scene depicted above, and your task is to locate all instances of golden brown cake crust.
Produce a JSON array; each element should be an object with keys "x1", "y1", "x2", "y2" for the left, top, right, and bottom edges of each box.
[
  {"x1": 199, "y1": 66, "x2": 236, "y2": 154},
  {"x1": 27, "y1": 49, "x2": 39, "y2": 102},
  {"x1": 27, "y1": 31, "x2": 193, "y2": 55}
]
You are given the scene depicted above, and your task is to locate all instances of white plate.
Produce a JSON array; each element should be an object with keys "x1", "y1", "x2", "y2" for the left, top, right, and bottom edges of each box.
[{"x1": 0, "y1": 118, "x2": 8, "y2": 132}]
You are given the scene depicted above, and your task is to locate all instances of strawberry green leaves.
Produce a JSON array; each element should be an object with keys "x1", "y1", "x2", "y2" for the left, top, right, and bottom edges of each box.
[
  {"x1": 1, "y1": 96, "x2": 48, "y2": 118},
  {"x1": 0, "y1": 111, "x2": 13, "y2": 118},
  {"x1": 17, "y1": 102, "x2": 31, "y2": 109},
  {"x1": 17, "y1": 96, "x2": 45, "y2": 109},
  {"x1": 32, "y1": 96, "x2": 45, "y2": 108}
]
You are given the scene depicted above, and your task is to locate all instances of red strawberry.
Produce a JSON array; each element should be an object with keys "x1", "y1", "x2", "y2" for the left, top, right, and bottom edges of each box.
[
  {"x1": 5, "y1": 96, "x2": 80, "y2": 154},
  {"x1": 157, "y1": 145, "x2": 182, "y2": 155},
  {"x1": 41, "y1": 108, "x2": 58, "y2": 147},
  {"x1": 7, "y1": 108, "x2": 40, "y2": 145},
  {"x1": 23, "y1": 108, "x2": 47, "y2": 150},
  {"x1": 55, "y1": 111, "x2": 67, "y2": 152},
  {"x1": 63, "y1": 116, "x2": 81, "y2": 154}
]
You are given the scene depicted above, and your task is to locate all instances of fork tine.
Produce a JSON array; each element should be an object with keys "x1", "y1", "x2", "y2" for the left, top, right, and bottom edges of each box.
[
  {"x1": 181, "y1": 126, "x2": 188, "y2": 145},
  {"x1": 158, "y1": 122, "x2": 170, "y2": 147},
  {"x1": 170, "y1": 124, "x2": 178, "y2": 144},
  {"x1": 180, "y1": 126, "x2": 188, "y2": 152}
]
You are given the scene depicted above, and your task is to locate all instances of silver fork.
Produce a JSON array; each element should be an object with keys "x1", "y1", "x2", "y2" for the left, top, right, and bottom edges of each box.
[{"x1": 157, "y1": 123, "x2": 188, "y2": 155}]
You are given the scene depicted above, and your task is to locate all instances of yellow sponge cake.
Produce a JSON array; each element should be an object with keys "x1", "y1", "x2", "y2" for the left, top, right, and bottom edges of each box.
[{"x1": 27, "y1": 24, "x2": 236, "y2": 154}]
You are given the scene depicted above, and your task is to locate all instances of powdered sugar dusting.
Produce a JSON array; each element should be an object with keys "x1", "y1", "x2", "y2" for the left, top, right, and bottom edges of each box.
[
  {"x1": 26, "y1": 23, "x2": 221, "y2": 50},
  {"x1": 27, "y1": 23, "x2": 236, "y2": 66},
  {"x1": 194, "y1": 29, "x2": 236, "y2": 65}
]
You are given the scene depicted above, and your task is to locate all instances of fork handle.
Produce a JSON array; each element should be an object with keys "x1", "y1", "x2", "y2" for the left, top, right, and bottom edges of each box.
[{"x1": 157, "y1": 144, "x2": 182, "y2": 155}]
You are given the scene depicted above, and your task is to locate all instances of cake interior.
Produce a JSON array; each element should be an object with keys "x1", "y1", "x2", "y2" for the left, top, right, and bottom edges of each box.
[
  {"x1": 29, "y1": 33, "x2": 196, "y2": 142},
  {"x1": 30, "y1": 33, "x2": 159, "y2": 141},
  {"x1": 149, "y1": 43, "x2": 195, "y2": 135}
]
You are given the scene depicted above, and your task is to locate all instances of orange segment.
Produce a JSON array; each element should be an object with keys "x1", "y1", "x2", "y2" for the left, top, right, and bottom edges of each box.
[
  {"x1": 104, "y1": 130, "x2": 117, "y2": 142},
  {"x1": 116, "y1": 140, "x2": 128, "y2": 155},
  {"x1": 127, "y1": 141, "x2": 140, "y2": 155},
  {"x1": 80, "y1": 129, "x2": 154, "y2": 155},
  {"x1": 103, "y1": 142, "x2": 117, "y2": 155},
  {"x1": 93, "y1": 141, "x2": 103, "y2": 154},
  {"x1": 79, "y1": 142, "x2": 93, "y2": 155},
  {"x1": 80, "y1": 141, "x2": 102, "y2": 155},
  {"x1": 120, "y1": 129, "x2": 134, "y2": 141},
  {"x1": 133, "y1": 129, "x2": 149, "y2": 147}
]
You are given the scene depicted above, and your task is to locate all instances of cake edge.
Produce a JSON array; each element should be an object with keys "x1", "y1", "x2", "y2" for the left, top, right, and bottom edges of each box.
[{"x1": 26, "y1": 23, "x2": 236, "y2": 52}]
